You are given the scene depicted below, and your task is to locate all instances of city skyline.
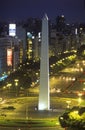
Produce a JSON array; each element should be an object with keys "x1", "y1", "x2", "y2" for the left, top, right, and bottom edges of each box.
[{"x1": 0, "y1": 0, "x2": 85, "y2": 23}]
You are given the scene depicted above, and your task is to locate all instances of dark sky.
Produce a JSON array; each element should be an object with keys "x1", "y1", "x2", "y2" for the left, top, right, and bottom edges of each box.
[{"x1": 0, "y1": 0, "x2": 85, "y2": 23}]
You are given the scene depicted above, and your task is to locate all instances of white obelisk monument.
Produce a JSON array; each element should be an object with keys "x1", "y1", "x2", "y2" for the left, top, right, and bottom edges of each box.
[{"x1": 38, "y1": 14, "x2": 50, "y2": 110}]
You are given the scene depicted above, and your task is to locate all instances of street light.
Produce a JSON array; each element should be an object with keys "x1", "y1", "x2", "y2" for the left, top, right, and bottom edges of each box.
[
  {"x1": 78, "y1": 93, "x2": 82, "y2": 106},
  {"x1": 7, "y1": 83, "x2": 12, "y2": 87},
  {"x1": 14, "y1": 79, "x2": 19, "y2": 86},
  {"x1": 14, "y1": 79, "x2": 19, "y2": 96},
  {"x1": 26, "y1": 104, "x2": 28, "y2": 120},
  {"x1": 66, "y1": 100, "x2": 71, "y2": 108}
]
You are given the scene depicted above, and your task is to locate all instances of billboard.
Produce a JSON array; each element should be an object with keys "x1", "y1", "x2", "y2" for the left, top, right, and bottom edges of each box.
[
  {"x1": 9, "y1": 24, "x2": 16, "y2": 36},
  {"x1": 7, "y1": 49, "x2": 12, "y2": 66}
]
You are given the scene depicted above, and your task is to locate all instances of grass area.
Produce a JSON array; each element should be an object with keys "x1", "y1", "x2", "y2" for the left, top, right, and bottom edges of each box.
[
  {"x1": 0, "y1": 96, "x2": 82, "y2": 128},
  {"x1": 0, "y1": 96, "x2": 62, "y2": 127},
  {"x1": 0, "y1": 118, "x2": 58, "y2": 127}
]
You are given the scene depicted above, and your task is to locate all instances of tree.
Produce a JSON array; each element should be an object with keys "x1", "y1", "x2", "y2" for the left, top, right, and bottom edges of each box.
[{"x1": 59, "y1": 106, "x2": 85, "y2": 130}]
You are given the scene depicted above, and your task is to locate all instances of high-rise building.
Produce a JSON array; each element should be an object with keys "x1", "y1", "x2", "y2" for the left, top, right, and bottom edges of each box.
[
  {"x1": 56, "y1": 15, "x2": 66, "y2": 33},
  {"x1": 0, "y1": 36, "x2": 20, "y2": 75}
]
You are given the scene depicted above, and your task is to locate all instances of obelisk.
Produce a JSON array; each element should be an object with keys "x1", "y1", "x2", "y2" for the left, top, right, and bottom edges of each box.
[{"x1": 38, "y1": 14, "x2": 50, "y2": 110}]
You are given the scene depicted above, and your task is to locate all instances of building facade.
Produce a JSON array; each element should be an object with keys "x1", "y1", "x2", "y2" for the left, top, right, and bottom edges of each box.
[{"x1": 0, "y1": 36, "x2": 21, "y2": 76}]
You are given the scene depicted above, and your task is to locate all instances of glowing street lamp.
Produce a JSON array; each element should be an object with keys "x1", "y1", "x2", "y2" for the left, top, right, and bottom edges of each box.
[
  {"x1": 78, "y1": 93, "x2": 82, "y2": 105},
  {"x1": 7, "y1": 83, "x2": 12, "y2": 89},
  {"x1": 14, "y1": 79, "x2": 19, "y2": 96},
  {"x1": 14, "y1": 79, "x2": 19, "y2": 86},
  {"x1": 66, "y1": 100, "x2": 71, "y2": 108}
]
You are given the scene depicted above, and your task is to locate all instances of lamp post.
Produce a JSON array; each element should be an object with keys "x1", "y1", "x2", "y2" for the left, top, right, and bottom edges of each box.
[
  {"x1": 26, "y1": 104, "x2": 28, "y2": 120},
  {"x1": 6, "y1": 83, "x2": 12, "y2": 97},
  {"x1": 78, "y1": 93, "x2": 82, "y2": 106},
  {"x1": 14, "y1": 79, "x2": 19, "y2": 96},
  {"x1": 66, "y1": 100, "x2": 71, "y2": 109}
]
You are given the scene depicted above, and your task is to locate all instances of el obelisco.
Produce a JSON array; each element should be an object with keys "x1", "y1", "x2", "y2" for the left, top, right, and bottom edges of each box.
[{"x1": 38, "y1": 14, "x2": 50, "y2": 110}]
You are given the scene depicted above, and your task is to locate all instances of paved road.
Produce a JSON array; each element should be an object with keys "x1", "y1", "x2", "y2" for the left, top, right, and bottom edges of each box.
[{"x1": 1, "y1": 60, "x2": 84, "y2": 130}]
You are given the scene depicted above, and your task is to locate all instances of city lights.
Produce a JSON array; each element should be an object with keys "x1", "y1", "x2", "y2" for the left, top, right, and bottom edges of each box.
[
  {"x1": 9, "y1": 24, "x2": 16, "y2": 36},
  {"x1": 7, "y1": 49, "x2": 13, "y2": 66}
]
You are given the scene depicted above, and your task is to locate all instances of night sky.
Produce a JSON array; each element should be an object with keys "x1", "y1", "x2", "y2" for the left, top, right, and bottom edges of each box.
[{"x1": 0, "y1": 0, "x2": 85, "y2": 23}]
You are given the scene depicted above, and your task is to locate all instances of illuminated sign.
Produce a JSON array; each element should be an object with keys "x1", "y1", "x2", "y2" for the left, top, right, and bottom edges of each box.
[
  {"x1": 7, "y1": 49, "x2": 12, "y2": 66},
  {"x1": 9, "y1": 24, "x2": 16, "y2": 36}
]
